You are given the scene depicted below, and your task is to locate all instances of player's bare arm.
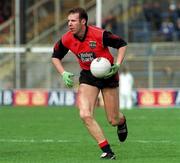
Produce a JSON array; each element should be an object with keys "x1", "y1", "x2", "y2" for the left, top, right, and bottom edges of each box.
[
  {"x1": 51, "y1": 58, "x2": 65, "y2": 75},
  {"x1": 116, "y1": 45, "x2": 127, "y2": 65}
]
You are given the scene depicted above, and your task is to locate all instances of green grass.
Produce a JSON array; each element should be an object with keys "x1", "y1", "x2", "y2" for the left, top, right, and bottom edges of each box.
[{"x1": 0, "y1": 106, "x2": 180, "y2": 163}]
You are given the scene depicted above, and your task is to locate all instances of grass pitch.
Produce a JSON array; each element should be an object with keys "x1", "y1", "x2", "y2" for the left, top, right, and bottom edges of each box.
[{"x1": 0, "y1": 106, "x2": 180, "y2": 163}]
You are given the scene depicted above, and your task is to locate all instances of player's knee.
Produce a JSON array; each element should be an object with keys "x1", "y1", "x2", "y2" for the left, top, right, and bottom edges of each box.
[{"x1": 79, "y1": 110, "x2": 92, "y2": 121}]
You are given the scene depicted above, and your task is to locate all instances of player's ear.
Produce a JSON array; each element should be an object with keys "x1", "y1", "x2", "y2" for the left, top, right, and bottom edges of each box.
[{"x1": 81, "y1": 19, "x2": 86, "y2": 25}]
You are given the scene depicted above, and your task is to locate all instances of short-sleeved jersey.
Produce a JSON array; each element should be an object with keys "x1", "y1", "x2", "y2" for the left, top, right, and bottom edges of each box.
[{"x1": 52, "y1": 25, "x2": 127, "y2": 70}]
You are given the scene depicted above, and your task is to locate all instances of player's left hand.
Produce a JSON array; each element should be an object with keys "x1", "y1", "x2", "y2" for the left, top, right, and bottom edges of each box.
[{"x1": 104, "y1": 63, "x2": 120, "y2": 79}]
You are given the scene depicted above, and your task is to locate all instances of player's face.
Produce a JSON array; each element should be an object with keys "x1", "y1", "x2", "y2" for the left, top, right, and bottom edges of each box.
[{"x1": 68, "y1": 13, "x2": 85, "y2": 35}]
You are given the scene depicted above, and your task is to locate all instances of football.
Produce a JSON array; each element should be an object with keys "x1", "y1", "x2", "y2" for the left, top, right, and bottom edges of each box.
[{"x1": 90, "y1": 57, "x2": 111, "y2": 78}]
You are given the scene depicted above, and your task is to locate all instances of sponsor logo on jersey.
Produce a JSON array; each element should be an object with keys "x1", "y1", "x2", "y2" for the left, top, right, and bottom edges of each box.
[
  {"x1": 89, "y1": 41, "x2": 96, "y2": 49},
  {"x1": 77, "y1": 52, "x2": 95, "y2": 62}
]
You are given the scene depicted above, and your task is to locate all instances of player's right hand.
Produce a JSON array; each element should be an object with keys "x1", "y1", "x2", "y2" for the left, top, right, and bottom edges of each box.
[{"x1": 62, "y1": 71, "x2": 74, "y2": 88}]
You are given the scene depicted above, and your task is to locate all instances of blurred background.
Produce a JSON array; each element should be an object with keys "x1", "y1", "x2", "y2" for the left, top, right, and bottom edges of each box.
[{"x1": 0, "y1": 0, "x2": 180, "y2": 90}]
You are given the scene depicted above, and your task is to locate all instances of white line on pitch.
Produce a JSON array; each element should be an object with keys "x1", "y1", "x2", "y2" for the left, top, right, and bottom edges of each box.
[
  {"x1": 0, "y1": 139, "x2": 78, "y2": 143},
  {"x1": 128, "y1": 139, "x2": 177, "y2": 144},
  {"x1": 0, "y1": 138, "x2": 178, "y2": 144}
]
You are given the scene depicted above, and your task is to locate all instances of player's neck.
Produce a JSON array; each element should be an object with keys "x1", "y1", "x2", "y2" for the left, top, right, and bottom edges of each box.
[{"x1": 75, "y1": 26, "x2": 87, "y2": 40}]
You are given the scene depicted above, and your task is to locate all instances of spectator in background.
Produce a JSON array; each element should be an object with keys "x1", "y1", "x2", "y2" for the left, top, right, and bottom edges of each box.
[
  {"x1": 177, "y1": 2, "x2": 180, "y2": 17},
  {"x1": 176, "y1": 18, "x2": 180, "y2": 40},
  {"x1": 160, "y1": 17, "x2": 175, "y2": 41},
  {"x1": 102, "y1": 11, "x2": 118, "y2": 34},
  {"x1": 152, "y1": 2, "x2": 162, "y2": 30},
  {"x1": 168, "y1": 2, "x2": 178, "y2": 25},
  {"x1": 143, "y1": 2, "x2": 154, "y2": 29},
  {"x1": 119, "y1": 66, "x2": 134, "y2": 109},
  {"x1": 143, "y1": 2, "x2": 162, "y2": 31},
  {"x1": 175, "y1": 3, "x2": 180, "y2": 40}
]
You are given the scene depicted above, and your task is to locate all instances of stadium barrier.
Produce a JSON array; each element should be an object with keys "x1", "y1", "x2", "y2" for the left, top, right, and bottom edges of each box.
[
  {"x1": 0, "y1": 89, "x2": 76, "y2": 106},
  {"x1": 0, "y1": 89, "x2": 180, "y2": 108}
]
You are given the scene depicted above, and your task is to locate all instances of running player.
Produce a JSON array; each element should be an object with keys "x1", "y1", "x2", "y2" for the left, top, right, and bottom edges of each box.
[{"x1": 52, "y1": 7, "x2": 128, "y2": 160}]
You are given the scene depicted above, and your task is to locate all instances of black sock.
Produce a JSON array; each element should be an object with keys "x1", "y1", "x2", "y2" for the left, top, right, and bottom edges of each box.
[{"x1": 99, "y1": 140, "x2": 113, "y2": 154}]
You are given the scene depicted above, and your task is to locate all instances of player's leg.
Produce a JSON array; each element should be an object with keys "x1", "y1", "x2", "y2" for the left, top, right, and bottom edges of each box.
[
  {"x1": 76, "y1": 83, "x2": 104, "y2": 142},
  {"x1": 101, "y1": 87, "x2": 128, "y2": 142},
  {"x1": 76, "y1": 83, "x2": 115, "y2": 159},
  {"x1": 102, "y1": 87, "x2": 123, "y2": 125}
]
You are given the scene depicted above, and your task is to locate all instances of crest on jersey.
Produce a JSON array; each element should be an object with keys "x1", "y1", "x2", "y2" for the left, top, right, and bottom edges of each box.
[{"x1": 89, "y1": 41, "x2": 96, "y2": 49}]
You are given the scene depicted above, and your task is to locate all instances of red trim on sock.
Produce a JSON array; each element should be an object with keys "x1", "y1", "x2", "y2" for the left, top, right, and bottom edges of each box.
[{"x1": 98, "y1": 140, "x2": 109, "y2": 148}]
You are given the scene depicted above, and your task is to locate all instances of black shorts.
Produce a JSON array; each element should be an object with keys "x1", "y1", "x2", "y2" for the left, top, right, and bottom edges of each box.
[{"x1": 79, "y1": 70, "x2": 119, "y2": 89}]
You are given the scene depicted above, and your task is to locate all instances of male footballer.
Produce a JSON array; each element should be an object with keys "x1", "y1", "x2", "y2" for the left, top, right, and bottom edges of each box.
[{"x1": 51, "y1": 7, "x2": 128, "y2": 160}]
